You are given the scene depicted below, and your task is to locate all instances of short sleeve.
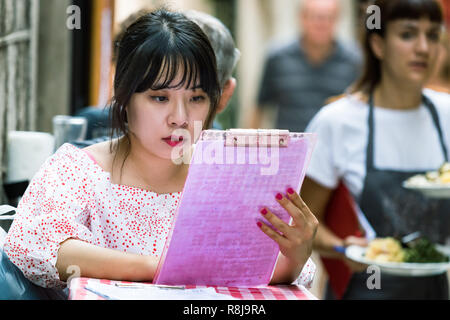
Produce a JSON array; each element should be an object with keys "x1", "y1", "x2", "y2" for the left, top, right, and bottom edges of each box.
[
  {"x1": 4, "y1": 144, "x2": 94, "y2": 288},
  {"x1": 305, "y1": 109, "x2": 340, "y2": 189},
  {"x1": 292, "y1": 258, "x2": 316, "y2": 288},
  {"x1": 257, "y1": 53, "x2": 277, "y2": 108}
]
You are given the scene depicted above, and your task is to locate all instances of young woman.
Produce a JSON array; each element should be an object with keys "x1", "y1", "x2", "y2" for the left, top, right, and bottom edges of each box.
[
  {"x1": 302, "y1": 0, "x2": 450, "y2": 299},
  {"x1": 1, "y1": 9, "x2": 317, "y2": 299}
]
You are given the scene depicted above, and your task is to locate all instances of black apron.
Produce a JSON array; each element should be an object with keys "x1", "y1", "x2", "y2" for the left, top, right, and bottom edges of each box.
[{"x1": 342, "y1": 94, "x2": 450, "y2": 300}]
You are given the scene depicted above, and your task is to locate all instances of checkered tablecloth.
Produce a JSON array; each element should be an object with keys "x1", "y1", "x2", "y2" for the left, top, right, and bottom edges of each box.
[{"x1": 68, "y1": 277, "x2": 318, "y2": 300}]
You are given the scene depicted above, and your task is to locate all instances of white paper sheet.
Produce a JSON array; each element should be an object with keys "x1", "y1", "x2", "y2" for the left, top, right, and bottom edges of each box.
[{"x1": 84, "y1": 282, "x2": 237, "y2": 300}]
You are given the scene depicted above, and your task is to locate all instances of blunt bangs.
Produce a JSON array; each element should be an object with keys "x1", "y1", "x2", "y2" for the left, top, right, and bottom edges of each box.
[
  {"x1": 113, "y1": 10, "x2": 220, "y2": 112},
  {"x1": 136, "y1": 43, "x2": 213, "y2": 96},
  {"x1": 374, "y1": 0, "x2": 443, "y2": 35}
]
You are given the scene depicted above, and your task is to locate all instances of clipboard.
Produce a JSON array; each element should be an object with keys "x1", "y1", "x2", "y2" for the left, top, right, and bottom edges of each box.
[{"x1": 154, "y1": 129, "x2": 317, "y2": 287}]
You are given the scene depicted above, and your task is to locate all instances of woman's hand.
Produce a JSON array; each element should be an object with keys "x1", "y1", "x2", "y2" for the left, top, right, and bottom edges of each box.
[
  {"x1": 258, "y1": 188, "x2": 319, "y2": 283},
  {"x1": 341, "y1": 235, "x2": 369, "y2": 272}
]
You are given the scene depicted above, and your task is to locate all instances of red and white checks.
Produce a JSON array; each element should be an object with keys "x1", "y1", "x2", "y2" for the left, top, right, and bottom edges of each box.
[{"x1": 69, "y1": 277, "x2": 318, "y2": 300}]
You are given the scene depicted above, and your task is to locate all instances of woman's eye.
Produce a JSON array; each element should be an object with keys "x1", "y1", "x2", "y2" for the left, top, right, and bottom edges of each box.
[
  {"x1": 151, "y1": 96, "x2": 168, "y2": 102},
  {"x1": 427, "y1": 32, "x2": 440, "y2": 42},
  {"x1": 191, "y1": 95, "x2": 206, "y2": 103},
  {"x1": 400, "y1": 31, "x2": 414, "y2": 40}
]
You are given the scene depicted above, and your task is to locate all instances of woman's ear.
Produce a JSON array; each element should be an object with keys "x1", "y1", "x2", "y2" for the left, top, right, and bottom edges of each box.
[
  {"x1": 369, "y1": 33, "x2": 385, "y2": 60},
  {"x1": 216, "y1": 77, "x2": 236, "y2": 114}
]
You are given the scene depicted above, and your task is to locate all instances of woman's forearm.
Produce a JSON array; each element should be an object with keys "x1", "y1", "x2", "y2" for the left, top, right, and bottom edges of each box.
[
  {"x1": 269, "y1": 253, "x2": 306, "y2": 285},
  {"x1": 56, "y1": 239, "x2": 158, "y2": 282},
  {"x1": 313, "y1": 224, "x2": 345, "y2": 259}
]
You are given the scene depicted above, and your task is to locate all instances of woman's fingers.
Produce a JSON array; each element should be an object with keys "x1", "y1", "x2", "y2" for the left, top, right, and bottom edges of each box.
[
  {"x1": 286, "y1": 188, "x2": 318, "y2": 225},
  {"x1": 258, "y1": 189, "x2": 319, "y2": 248},
  {"x1": 259, "y1": 207, "x2": 292, "y2": 236},
  {"x1": 257, "y1": 220, "x2": 290, "y2": 248},
  {"x1": 274, "y1": 192, "x2": 308, "y2": 230}
]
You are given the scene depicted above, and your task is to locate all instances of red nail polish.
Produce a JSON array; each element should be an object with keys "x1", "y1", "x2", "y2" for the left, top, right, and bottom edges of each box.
[
  {"x1": 260, "y1": 208, "x2": 268, "y2": 215},
  {"x1": 276, "y1": 193, "x2": 283, "y2": 200},
  {"x1": 287, "y1": 188, "x2": 295, "y2": 195},
  {"x1": 257, "y1": 221, "x2": 263, "y2": 228}
]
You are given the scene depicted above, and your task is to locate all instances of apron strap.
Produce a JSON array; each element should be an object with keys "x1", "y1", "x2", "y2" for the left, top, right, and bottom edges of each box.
[
  {"x1": 366, "y1": 93, "x2": 449, "y2": 171},
  {"x1": 366, "y1": 94, "x2": 376, "y2": 171},
  {"x1": 422, "y1": 95, "x2": 449, "y2": 162}
]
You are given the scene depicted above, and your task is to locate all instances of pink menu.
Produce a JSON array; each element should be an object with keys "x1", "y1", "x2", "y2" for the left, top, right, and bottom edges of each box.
[{"x1": 154, "y1": 130, "x2": 316, "y2": 287}]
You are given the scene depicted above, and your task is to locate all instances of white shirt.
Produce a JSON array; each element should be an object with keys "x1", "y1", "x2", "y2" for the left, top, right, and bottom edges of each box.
[{"x1": 305, "y1": 89, "x2": 450, "y2": 199}]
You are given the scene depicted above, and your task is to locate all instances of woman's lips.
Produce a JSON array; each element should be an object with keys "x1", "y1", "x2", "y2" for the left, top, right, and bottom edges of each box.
[
  {"x1": 409, "y1": 61, "x2": 428, "y2": 70},
  {"x1": 162, "y1": 136, "x2": 184, "y2": 147}
]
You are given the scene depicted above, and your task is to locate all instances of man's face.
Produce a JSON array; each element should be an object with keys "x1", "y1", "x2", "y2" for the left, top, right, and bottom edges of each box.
[{"x1": 300, "y1": 0, "x2": 339, "y2": 46}]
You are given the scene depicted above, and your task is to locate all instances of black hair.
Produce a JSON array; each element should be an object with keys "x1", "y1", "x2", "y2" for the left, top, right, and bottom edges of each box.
[
  {"x1": 352, "y1": 0, "x2": 444, "y2": 94},
  {"x1": 110, "y1": 8, "x2": 220, "y2": 143},
  {"x1": 108, "y1": 8, "x2": 221, "y2": 180}
]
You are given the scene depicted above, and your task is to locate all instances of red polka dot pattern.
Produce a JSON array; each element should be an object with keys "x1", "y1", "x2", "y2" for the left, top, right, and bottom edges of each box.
[
  {"x1": 3, "y1": 143, "x2": 316, "y2": 289},
  {"x1": 3, "y1": 144, "x2": 181, "y2": 288}
]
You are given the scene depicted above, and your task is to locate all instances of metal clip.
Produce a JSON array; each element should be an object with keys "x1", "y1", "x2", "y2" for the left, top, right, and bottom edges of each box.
[{"x1": 224, "y1": 129, "x2": 289, "y2": 147}]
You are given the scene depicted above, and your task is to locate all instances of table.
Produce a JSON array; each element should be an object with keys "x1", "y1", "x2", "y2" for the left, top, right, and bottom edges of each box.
[{"x1": 69, "y1": 277, "x2": 318, "y2": 300}]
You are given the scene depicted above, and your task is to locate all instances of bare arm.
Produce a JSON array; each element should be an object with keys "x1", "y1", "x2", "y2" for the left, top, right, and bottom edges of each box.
[
  {"x1": 56, "y1": 239, "x2": 158, "y2": 282},
  {"x1": 301, "y1": 177, "x2": 344, "y2": 259},
  {"x1": 301, "y1": 177, "x2": 368, "y2": 270}
]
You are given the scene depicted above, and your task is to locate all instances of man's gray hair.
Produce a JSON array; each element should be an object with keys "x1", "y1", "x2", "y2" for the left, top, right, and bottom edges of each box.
[{"x1": 185, "y1": 10, "x2": 241, "y2": 88}]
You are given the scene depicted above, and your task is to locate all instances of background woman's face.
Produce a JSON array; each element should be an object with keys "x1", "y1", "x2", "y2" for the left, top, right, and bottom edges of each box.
[{"x1": 378, "y1": 18, "x2": 442, "y2": 86}]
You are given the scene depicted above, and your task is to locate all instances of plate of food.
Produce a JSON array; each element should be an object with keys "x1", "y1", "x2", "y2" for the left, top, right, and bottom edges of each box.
[
  {"x1": 403, "y1": 162, "x2": 450, "y2": 198},
  {"x1": 346, "y1": 237, "x2": 450, "y2": 276}
]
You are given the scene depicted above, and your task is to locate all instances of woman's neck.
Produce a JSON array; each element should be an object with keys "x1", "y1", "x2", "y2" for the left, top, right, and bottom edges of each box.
[
  {"x1": 115, "y1": 137, "x2": 188, "y2": 193},
  {"x1": 374, "y1": 75, "x2": 423, "y2": 110}
]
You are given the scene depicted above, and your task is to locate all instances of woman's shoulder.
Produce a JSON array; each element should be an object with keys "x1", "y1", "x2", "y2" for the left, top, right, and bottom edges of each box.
[
  {"x1": 308, "y1": 92, "x2": 368, "y2": 129},
  {"x1": 424, "y1": 88, "x2": 450, "y2": 112},
  {"x1": 28, "y1": 142, "x2": 105, "y2": 187},
  {"x1": 82, "y1": 139, "x2": 116, "y2": 173}
]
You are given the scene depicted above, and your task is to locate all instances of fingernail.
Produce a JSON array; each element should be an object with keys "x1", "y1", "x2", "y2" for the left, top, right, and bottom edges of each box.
[
  {"x1": 257, "y1": 221, "x2": 263, "y2": 228},
  {"x1": 276, "y1": 193, "x2": 283, "y2": 200},
  {"x1": 287, "y1": 188, "x2": 295, "y2": 195},
  {"x1": 260, "y1": 208, "x2": 268, "y2": 215}
]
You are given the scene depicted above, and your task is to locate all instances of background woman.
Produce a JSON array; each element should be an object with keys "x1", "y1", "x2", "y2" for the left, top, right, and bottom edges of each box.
[{"x1": 302, "y1": 0, "x2": 450, "y2": 299}]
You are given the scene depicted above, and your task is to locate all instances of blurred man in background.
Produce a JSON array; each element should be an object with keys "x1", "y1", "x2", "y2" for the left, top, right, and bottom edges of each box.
[{"x1": 252, "y1": 0, "x2": 361, "y2": 132}]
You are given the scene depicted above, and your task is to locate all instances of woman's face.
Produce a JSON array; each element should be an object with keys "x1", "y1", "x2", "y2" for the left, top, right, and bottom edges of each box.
[
  {"x1": 126, "y1": 72, "x2": 211, "y2": 161},
  {"x1": 375, "y1": 18, "x2": 442, "y2": 86}
]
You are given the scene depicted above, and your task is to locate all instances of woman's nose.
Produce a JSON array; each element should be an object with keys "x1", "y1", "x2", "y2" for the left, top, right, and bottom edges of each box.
[
  {"x1": 416, "y1": 33, "x2": 429, "y2": 55},
  {"x1": 168, "y1": 100, "x2": 188, "y2": 128}
]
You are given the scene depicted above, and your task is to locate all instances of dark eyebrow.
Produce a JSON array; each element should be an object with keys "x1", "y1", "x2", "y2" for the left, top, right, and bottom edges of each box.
[
  {"x1": 399, "y1": 23, "x2": 418, "y2": 30},
  {"x1": 398, "y1": 20, "x2": 441, "y2": 30}
]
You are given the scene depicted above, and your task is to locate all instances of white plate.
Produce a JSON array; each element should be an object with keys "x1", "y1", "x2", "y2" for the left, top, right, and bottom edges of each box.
[
  {"x1": 402, "y1": 182, "x2": 450, "y2": 199},
  {"x1": 345, "y1": 245, "x2": 450, "y2": 277}
]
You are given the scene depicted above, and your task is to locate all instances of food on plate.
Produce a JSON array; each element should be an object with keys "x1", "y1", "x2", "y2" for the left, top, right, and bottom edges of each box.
[
  {"x1": 404, "y1": 162, "x2": 450, "y2": 187},
  {"x1": 364, "y1": 237, "x2": 449, "y2": 263},
  {"x1": 365, "y1": 237, "x2": 405, "y2": 262},
  {"x1": 403, "y1": 238, "x2": 449, "y2": 263}
]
